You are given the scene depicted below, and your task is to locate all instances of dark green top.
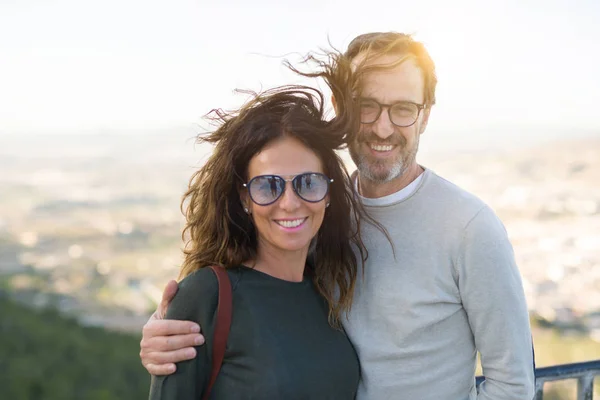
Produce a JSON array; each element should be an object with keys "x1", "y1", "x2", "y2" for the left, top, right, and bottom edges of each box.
[{"x1": 149, "y1": 265, "x2": 360, "y2": 400}]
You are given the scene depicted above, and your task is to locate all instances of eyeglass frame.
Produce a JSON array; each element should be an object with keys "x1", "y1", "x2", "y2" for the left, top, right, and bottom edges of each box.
[
  {"x1": 357, "y1": 97, "x2": 427, "y2": 128},
  {"x1": 242, "y1": 172, "x2": 334, "y2": 206}
]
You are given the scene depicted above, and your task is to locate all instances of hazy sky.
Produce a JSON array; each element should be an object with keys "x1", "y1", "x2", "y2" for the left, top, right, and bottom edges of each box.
[{"x1": 1, "y1": 0, "x2": 599, "y2": 137}]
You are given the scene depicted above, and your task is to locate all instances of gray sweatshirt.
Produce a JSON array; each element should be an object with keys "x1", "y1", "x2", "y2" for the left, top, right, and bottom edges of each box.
[{"x1": 344, "y1": 168, "x2": 535, "y2": 400}]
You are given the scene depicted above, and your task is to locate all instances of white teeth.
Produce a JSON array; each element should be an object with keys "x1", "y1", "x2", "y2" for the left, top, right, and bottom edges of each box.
[
  {"x1": 276, "y1": 218, "x2": 305, "y2": 228},
  {"x1": 370, "y1": 144, "x2": 393, "y2": 152}
]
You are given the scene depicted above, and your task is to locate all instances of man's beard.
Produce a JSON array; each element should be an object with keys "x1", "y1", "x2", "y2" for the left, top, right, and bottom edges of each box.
[{"x1": 349, "y1": 131, "x2": 419, "y2": 184}]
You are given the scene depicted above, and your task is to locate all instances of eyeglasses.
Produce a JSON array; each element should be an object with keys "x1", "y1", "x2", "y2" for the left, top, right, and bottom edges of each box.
[
  {"x1": 358, "y1": 98, "x2": 425, "y2": 127},
  {"x1": 243, "y1": 173, "x2": 333, "y2": 206}
]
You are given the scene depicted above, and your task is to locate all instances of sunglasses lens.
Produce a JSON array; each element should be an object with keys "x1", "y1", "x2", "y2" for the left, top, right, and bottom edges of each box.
[
  {"x1": 293, "y1": 173, "x2": 329, "y2": 202},
  {"x1": 248, "y1": 176, "x2": 285, "y2": 205}
]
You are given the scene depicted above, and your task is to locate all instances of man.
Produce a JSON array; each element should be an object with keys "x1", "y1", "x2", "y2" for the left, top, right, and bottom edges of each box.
[{"x1": 140, "y1": 32, "x2": 535, "y2": 399}]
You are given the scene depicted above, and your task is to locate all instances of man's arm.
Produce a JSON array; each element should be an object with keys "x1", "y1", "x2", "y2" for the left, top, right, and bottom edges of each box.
[
  {"x1": 457, "y1": 206, "x2": 535, "y2": 400},
  {"x1": 141, "y1": 279, "x2": 206, "y2": 375}
]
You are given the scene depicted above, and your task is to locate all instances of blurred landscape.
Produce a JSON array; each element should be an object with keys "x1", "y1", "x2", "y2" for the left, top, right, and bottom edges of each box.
[{"x1": 1, "y1": 130, "x2": 599, "y2": 398}]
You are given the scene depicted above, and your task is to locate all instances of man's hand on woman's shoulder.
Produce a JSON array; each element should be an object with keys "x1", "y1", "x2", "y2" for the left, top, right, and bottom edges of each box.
[{"x1": 140, "y1": 279, "x2": 205, "y2": 375}]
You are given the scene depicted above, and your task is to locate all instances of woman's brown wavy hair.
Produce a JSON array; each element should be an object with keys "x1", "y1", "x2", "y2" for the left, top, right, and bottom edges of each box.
[{"x1": 178, "y1": 54, "x2": 372, "y2": 327}]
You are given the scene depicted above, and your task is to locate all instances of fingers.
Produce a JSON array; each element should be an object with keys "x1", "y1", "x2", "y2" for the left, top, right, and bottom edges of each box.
[
  {"x1": 140, "y1": 332, "x2": 204, "y2": 353},
  {"x1": 141, "y1": 343, "x2": 199, "y2": 376},
  {"x1": 141, "y1": 346, "x2": 198, "y2": 367},
  {"x1": 145, "y1": 362, "x2": 177, "y2": 376},
  {"x1": 140, "y1": 331, "x2": 204, "y2": 375},
  {"x1": 142, "y1": 318, "x2": 201, "y2": 337},
  {"x1": 156, "y1": 279, "x2": 179, "y2": 319}
]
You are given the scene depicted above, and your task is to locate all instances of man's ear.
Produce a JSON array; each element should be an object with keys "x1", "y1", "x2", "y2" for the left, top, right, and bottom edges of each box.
[
  {"x1": 419, "y1": 107, "x2": 432, "y2": 135},
  {"x1": 331, "y1": 95, "x2": 339, "y2": 115}
]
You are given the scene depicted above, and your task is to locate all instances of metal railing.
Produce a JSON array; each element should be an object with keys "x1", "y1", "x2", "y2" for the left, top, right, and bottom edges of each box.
[{"x1": 477, "y1": 360, "x2": 600, "y2": 400}]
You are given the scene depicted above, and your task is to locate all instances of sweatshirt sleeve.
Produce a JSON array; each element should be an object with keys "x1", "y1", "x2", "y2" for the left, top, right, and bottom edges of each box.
[
  {"x1": 456, "y1": 206, "x2": 535, "y2": 400},
  {"x1": 148, "y1": 267, "x2": 219, "y2": 400}
]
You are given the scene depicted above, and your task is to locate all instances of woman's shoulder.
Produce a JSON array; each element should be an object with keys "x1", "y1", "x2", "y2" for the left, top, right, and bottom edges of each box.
[
  {"x1": 166, "y1": 267, "x2": 220, "y2": 320},
  {"x1": 178, "y1": 267, "x2": 219, "y2": 295}
]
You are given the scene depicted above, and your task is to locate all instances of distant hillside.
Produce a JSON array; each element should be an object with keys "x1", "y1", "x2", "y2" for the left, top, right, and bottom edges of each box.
[{"x1": 0, "y1": 292, "x2": 149, "y2": 400}]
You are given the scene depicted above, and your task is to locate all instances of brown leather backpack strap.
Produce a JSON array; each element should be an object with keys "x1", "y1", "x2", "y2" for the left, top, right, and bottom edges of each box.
[{"x1": 202, "y1": 266, "x2": 233, "y2": 400}]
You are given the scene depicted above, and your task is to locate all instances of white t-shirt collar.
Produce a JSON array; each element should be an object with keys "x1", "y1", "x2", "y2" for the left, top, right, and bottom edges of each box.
[{"x1": 355, "y1": 170, "x2": 425, "y2": 207}]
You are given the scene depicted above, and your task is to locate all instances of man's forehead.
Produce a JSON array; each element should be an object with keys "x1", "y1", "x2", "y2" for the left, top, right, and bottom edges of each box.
[{"x1": 353, "y1": 54, "x2": 425, "y2": 103}]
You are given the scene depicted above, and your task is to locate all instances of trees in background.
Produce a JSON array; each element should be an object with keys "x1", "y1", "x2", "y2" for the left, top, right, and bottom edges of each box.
[{"x1": 0, "y1": 294, "x2": 149, "y2": 400}]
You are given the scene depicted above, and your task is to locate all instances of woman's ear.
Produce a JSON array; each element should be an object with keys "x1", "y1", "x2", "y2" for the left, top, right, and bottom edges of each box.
[{"x1": 240, "y1": 190, "x2": 251, "y2": 215}]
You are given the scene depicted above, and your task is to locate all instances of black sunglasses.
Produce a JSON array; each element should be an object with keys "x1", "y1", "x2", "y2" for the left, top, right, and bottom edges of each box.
[
  {"x1": 243, "y1": 172, "x2": 333, "y2": 206},
  {"x1": 358, "y1": 98, "x2": 426, "y2": 127}
]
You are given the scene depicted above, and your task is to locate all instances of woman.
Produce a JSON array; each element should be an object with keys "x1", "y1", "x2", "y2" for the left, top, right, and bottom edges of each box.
[{"x1": 148, "y1": 77, "x2": 374, "y2": 398}]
